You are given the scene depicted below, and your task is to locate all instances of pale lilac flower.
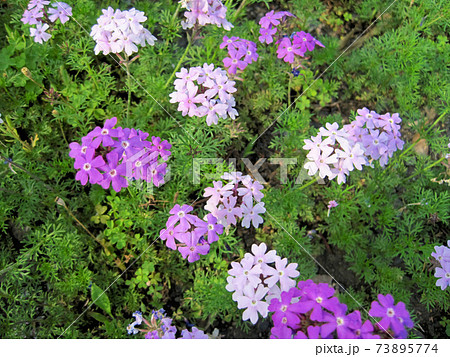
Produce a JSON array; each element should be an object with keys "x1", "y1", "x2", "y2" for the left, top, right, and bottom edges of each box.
[
  {"x1": 327, "y1": 200, "x2": 338, "y2": 209},
  {"x1": 30, "y1": 23, "x2": 51, "y2": 44},
  {"x1": 265, "y1": 257, "x2": 300, "y2": 291},
  {"x1": 48, "y1": 2, "x2": 72, "y2": 24},
  {"x1": 178, "y1": 231, "x2": 210, "y2": 262},
  {"x1": 435, "y1": 262, "x2": 450, "y2": 290},
  {"x1": 216, "y1": 196, "x2": 243, "y2": 227},
  {"x1": 241, "y1": 202, "x2": 266, "y2": 229},
  {"x1": 227, "y1": 256, "x2": 262, "y2": 291},
  {"x1": 235, "y1": 285, "x2": 270, "y2": 324},
  {"x1": 259, "y1": 27, "x2": 277, "y2": 44}
]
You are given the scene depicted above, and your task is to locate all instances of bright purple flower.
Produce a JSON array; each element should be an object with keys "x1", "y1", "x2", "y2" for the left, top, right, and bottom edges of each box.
[
  {"x1": 100, "y1": 152, "x2": 128, "y2": 192},
  {"x1": 259, "y1": 10, "x2": 281, "y2": 29},
  {"x1": 178, "y1": 231, "x2": 210, "y2": 263},
  {"x1": 258, "y1": 27, "x2": 277, "y2": 44},
  {"x1": 223, "y1": 48, "x2": 248, "y2": 74},
  {"x1": 269, "y1": 288, "x2": 308, "y2": 328},
  {"x1": 369, "y1": 294, "x2": 414, "y2": 338},
  {"x1": 302, "y1": 283, "x2": 340, "y2": 322},
  {"x1": 277, "y1": 37, "x2": 304, "y2": 64},
  {"x1": 321, "y1": 303, "x2": 360, "y2": 339},
  {"x1": 167, "y1": 204, "x2": 197, "y2": 230},
  {"x1": 205, "y1": 214, "x2": 223, "y2": 244},
  {"x1": 74, "y1": 148, "x2": 105, "y2": 185},
  {"x1": 270, "y1": 325, "x2": 293, "y2": 339},
  {"x1": 90, "y1": 117, "x2": 119, "y2": 148},
  {"x1": 220, "y1": 35, "x2": 240, "y2": 50},
  {"x1": 293, "y1": 31, "x2": 316, "y2": 52},
  {"x1": 150, "y1": 136, "x2": 171, "y2": 161}
]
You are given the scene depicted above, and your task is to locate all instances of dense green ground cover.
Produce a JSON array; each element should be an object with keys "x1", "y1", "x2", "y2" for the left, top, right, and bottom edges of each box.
[{"x1": 0, "y1": 0, "x2": 449, "y2": 338}]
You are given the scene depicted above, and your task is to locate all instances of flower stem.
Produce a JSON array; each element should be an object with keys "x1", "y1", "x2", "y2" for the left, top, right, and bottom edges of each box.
[
  {"x1": 232, "y1": 0, "x2": 249, "y2": 21},
  {"x1": 164, "y1": 39, "x2": 192, "y2": 89},
  {"x1": 297, "y1": 177, "x2": 318, "y2": 191}
]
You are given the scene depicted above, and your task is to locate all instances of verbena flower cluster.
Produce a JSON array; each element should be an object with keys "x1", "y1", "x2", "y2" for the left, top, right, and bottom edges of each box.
[
  {"x1": 220, "y1": 36, "x2": 259, "y2": 74},
  {"x1": 90, "y1": 7, "x2": 157, "y2": 56},
  {"x1": 127, "y1": 309, "x2": 208, "y2": 339},
  {"x1": 258, "y1": 10, "x2": 325, "y2": 66},
  {"x1": 169, "y1": 64, "x2": 238, "y2": 126},
  {"x1": 269, "y1": 279, "x2": 414, "y2": 339},
  {"x1": 431, "y1": 240, "x2": 450, "y2": 290},
  {"x1": 180, "y1": 0, "x2": 233, "y2": 30},
  {"x1": 303, "y1": 108, "x2": 404, "y2": 184},
  {"x1": 204, "y1": 171, "x2": 265, "y2": 228},
  {"x1": 160, "y1": 204, "x2": 223, "y2": 263},
  {"x1": 21, "y1": 1, "x2": 73, "y2": 44},
  {"x1": 226, "y1": 243, "x2": 300, "y2": 324},
  {"x1": 69, "y1": 117, "x2": 171, "y2": 192}
]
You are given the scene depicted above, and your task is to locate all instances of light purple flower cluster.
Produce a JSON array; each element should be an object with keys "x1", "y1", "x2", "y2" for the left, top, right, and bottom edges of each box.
[
  {"x1": 431, "y1": 241, "x2": 450, "y2": 290},
  {"x1": 226, "y1": 243, "x2": 300, "y2": 324},
  {"x1": 69, "y1": 117, "x2": 171, "y2": 192},
  {"x1": 127, "y1": 309, "x2": 208, "y2": 339},
  {"x1": 303, "y1": 122, "x2": 366, "y2": 184},
  {"x1": 21, "y1": 1, "x2": 72, "y2": 44},
  {"x1": 204, "y1": 171, "x2": 266, "y2": 228},
  {"x1": 90, "y1": 7, "x2": 157, "y2": 56},
  {"x1": 303, "y1": 109, "x2": 404, "y2": 184},
  {"x1": 270, "y1": 280, "x2": 413, "y2": 339},
  {"x1": 169, "y1": 64, "x2": 238, "y2": 126},
  {"x1": 220, "y1": 36, "x2": 258, "y2": 74},
  {"x1": 258, "y1": 10, "x2": 325, "y2": 66},
  {"x1": 180, "y1": 0, "x2": 233, "y2": 30},
  {"x1": 344, "y1": 108, "x2": 404, "y2": 167},
  {"x1": 160, "y1": 204, "x2": 223, "y2": 263}
]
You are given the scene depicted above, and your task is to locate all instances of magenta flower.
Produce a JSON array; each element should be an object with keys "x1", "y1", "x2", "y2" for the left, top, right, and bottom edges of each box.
[
  {"x1": 277, "y1": 37, "x2": 304, "y2": 64},
  {"x1": 90, "y1": 117, "x2": 119, "y2": 148},
  {"x1": 270, "y1": 325, "x2": 293, "y2": 339},
  {"x1": 220, "y1": 35, "x2": 240, "y2": 50},
  {"x1": 292, "y1": 31, "x2": 316, "y2": 52},
  {"x1": 205, "y1": 214, "x2": 223, "y2": 244},
  {"x1": 159, "y1": 224, "x2": 188, "y2": 250},
  {"x1": 178, "y1": 232, "x2": 210, "y2": 263},
  {"x1": 167, "y1": 204, "x2": 197, "y2": 230},
  {"x1": 302, "y1": 283, "x2": 340, "y2": 322},
  {"x1": 74, "y1": 148, "x2": 105, "y2": 185},
  {"x1": 321, "y1": 303, "x2": 360, "y2": 339},
  {"x1": 100, "y1": 152, "x2": 128, "y2": 192},
  {"x1": 269, "y1": 288, "x2": 308, "y2": 328},
  {"x1": 258, "y1": 27, "x2": 277, "y2": 44},
  {"x1": 369, "y1": 294, "x2": 414, "y2": 338},
  {"x1": 259, "y1": 10, "x2": 281, "y2": 29},
  {"x1": 223, "y1": 48, "x2": 248, "y2": 74}
]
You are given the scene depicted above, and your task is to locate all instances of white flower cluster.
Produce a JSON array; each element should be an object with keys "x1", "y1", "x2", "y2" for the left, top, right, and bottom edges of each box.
[
  {"x1": 226, "y1": 243, "x2": 300, "y2": 324},
  {"x1": 90, "y1": 7, "x2": 157, "y2": 56}
]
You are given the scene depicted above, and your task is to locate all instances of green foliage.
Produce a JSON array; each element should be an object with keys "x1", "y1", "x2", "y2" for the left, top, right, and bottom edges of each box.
[{"x1": 0, "y1": 0, "x2": 449, "y2": 339}]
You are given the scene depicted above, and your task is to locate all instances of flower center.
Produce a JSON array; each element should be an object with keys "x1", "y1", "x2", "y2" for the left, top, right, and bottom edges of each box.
[
  {"x1": 281, "y1": 317, "x2": 287, "y2": 324},
  {"x1": 244, "y1": 270, "x2": 249, "y2": 275},
  {"x1": 281, "y1": 305, "x2": 287, "y2": 312},
  {"x1": 232, "y1": 59, "x2": 237, "y2": 64},
  {"x1": 367, "y1": 114, "x2": 372, "y2": 119},
  {"x1": 83, "y1": 163, "x2": 91, "y2": 171},
  {"x1": 121, "y1": 141, "x2": 129, "y2": 149},
  {"x1": 135, "y1": 161, "x2": 142, "y2": 167},
  {"x1": 251, "y1": 300, "x2": 257, "y2": 305},
  {"x1": 189, "y1": 246, "x2": 195, "y2": 252},
  {"x1": 302, "y1": 37, "x2": 307, "y2": 42},
  {"x1": 336, "y1": 317, "x2": 344, "y2": 326},
  {"x1": 278, "y1": 271, "x2": 284, "y2": 276},
  {"x1": 446, "y1": 273, "x2": 450, "y2": 278},
  {"x1": 101, "y1": 129, "x2": 109, "y2": 135},
  {"x1": 316, "y1": 297, "x2": 323, "y2": 304},
  {"x1": 177, "y1": 211, "x2": 185, "y2": 218},
  {"x1": 81, "y1": 146, "x2": 87, "y2": 154},
  {"x1": 387, "y1": 308, "x2": 395, "y2": 317},
  {"x1": 208, "y1": 224, "x2": 214, "y2": 230},
  {"x1": 374, "y1": 139, "x2": 379, "y2": 145},
  {"x1": 109, "y1": 169, "x2": 117, "y2": 177},
  {"x1": 287, "y1": 47, "x2": 293, "y2": 52}
]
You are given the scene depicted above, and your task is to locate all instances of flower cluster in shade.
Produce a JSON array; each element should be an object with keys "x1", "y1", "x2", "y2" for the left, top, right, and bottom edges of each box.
[
  {"x1": 270, "y1": 280, "x2": 414, "y2": 339},
  {"x1": 21, "y1": 1, "x2": 73, "y2": 44},
  {"x1": 431, "y1": 240, "x2": 450, "y2": 290},
  {"x1": 258, "y1": 10, "x2": 325, "y2": 65},
  {"x1": 220, "y1": 36, "x2": 258, "y2": 74},
  {"x1": 127, "y1": 309, "x2": 208, "y2": 339},
  {"x1": 169, "y1": 64, "x2": 238, "y2": 126},
  {"x1": 69, "y1": 117, "x2": 171, "y2": 192},
  {"x1": 180, "y1": 0, "x2": 233, "y2": 31},
  {"x1": 90, "y1": 7, "x2": 157, "y2": 56},
  {"x1": 226, "y1": 243, "x2": 300, "y2": 324},
  {"x1": 303, "y1": 108, "x2": 404, "y2": 184},
  {"x1": 160, "y1": 204, "x2": 223, "y2": 263},
  {"x1": 204, "y1": 171, "x2": 266, "y2": 229}
]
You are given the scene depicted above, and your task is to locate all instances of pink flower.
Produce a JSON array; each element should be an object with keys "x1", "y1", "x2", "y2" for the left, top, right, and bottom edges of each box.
[
  {"x1": 258, "y1": 26, "x2": 277, "y2": 44},
  {"x1": 259, "y1": 10, "x2": 280, "y2": 29},
  {"x1": 178, "y1": 232, "x2": 210, "y2": 263}
]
